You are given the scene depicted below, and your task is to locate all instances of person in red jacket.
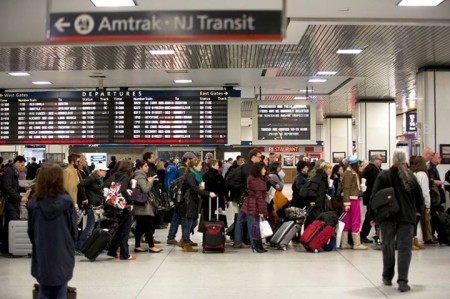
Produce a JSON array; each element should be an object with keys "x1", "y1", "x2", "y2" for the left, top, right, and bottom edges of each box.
[{"x1": 240, "y1": 162, "x2": 269, "y2": 253}]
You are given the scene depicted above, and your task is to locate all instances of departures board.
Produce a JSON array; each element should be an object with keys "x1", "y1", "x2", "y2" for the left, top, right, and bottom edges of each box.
[{"x1": 0, "y1": 90, "x2": 234, "y2": 145}]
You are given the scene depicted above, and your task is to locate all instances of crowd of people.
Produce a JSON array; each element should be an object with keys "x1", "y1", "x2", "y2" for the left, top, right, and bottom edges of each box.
[{"x1": 0, "y1": 147, "x2": 449, "y2": 296}]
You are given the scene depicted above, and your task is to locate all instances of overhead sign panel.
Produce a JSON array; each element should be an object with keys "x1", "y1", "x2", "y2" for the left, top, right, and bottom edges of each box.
[{"x1": 48, "y1": 10, "x2": 282, "y2": 42}]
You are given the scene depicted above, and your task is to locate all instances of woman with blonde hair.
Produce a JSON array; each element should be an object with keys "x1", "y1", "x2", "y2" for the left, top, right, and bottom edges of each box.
[{"x1": 28, "y1": 163, "x2": 77, "y2": 298}]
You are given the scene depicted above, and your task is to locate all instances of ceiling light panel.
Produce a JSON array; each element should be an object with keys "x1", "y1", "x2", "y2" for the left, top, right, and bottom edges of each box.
[
  {"x1": 397, "y1": 0, "x2": 444, "y2": 6},
  {"x1": 308, "y1": 78, "x2": 327, "y2": 83},
  {"x1": 150, "y1": 50, "x2": 175, "y2": 55},
  {"x1": 8, "y1": 72, "x2": 30, "y2": 76},
  {"x1": 91, "y1": 0, "x2": 136, "y2": 7},
  {"x1": 174, "y1": 79, "x2": 192, "y2": 83},
  {"x1": 336, "y1": 49, "x2": 363, "y2": 54},
  {"x1": 32, "y1": 81, "x2": 52, "y2": 85},
  {"x1": 316, "y1": 71, "x2": 337, "y2": 76}
]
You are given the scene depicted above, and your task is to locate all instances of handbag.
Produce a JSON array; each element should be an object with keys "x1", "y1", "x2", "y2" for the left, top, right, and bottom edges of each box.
[
  {"x1": 371, "y1": 187, "x2": 400, "y2": 223},
  {"x1": 235, "y1": 189, "x2": 248, "y2": 206},
  {"x1": 131, "y1": 187, "x2": 147, "y2": 206},
  {"x1": 92, "y1": 205, "x2": 106, "y2": 223},
  {"x1": 33, "y1": 283, "x2": 77, "y2": 299},
  {"x1": 251, "y1": 220, "x2": 261, "y2": 239},
  {"x1": 147, "y1": 191, "x2": 162, "y2": 210},
  {"x1": 259, "y1": 217, "x2": 274, "y2": 238},
  {"x1": 273, "y1": 190, "x2": 288, "y2": 211}
]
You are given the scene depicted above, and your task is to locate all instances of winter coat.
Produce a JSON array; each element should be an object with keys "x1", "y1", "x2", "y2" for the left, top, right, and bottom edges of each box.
[
  {"x1": 240, "y1": 176, "x2": 268, "y2": 217},
  {"x1": 202, "y1": 168, "x2": 227, "y2": 214},
  {"x1": 77, "y1": 172, "x2": 104, "y2": 207},
  {"x1": 342, "y1": 168, "x2": 360, "y2": 205},
  {"x1": 179, "y1": 172, "x2": 209, "y2": 219},
  {"x1": 2, "y1": 165, "x2": 22, "y2": 208},
  {"x1": 291, "y1": 172, "x2": 308, "y2": 208},
  {"x1": 28, "y1": 194, "x2": 77, "y2": 286},
  {"x1": 362, "y1": 162, "x2": 381, "y2": 206},
  {"x1": 369, "y1": 167, "x2": 424, "y2": 225},
  {"x1": 132, "y1": 169, "x2": 156, "y2": 216}
]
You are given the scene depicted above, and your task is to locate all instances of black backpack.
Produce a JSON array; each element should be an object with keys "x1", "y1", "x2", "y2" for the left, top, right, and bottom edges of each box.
[
  {"x1": 168, "y1": 175, "x2": 186, "y2": 204},
  {"x1": 298, "y1": 178, "x2": 320, "y2": 201},
  {"x1": 225, "y1": 165, "x2": 243, "y2": 190}
]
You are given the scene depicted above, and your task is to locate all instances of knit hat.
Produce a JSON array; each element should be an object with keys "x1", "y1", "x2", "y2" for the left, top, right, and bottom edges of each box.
[{"x1": 347, "y1": 155, "x2": 360, "y2": 165}]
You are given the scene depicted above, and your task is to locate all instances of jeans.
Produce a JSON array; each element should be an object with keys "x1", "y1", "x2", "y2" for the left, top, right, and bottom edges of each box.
[
  {"x1": 76, "y1": 208, "x2": 97, "y2": 251},
  {"x1": 380, "y1": 221, "x2": 414, "y2": 283},
  {"x1": 234, "y1": 210, "x2": 247, "y2": 246},
  {"x1": 245, "y1": 214, "x2": 257, "y2": 248},
  {"x1": 181, "y1": 216, "x2": 198, "y2": 243},
  {"x1": 38, "y1": 282, "x2": 68, "y2": 299},
  {"x1": 167, "y1": 208, "x2": 181, "y2": 241}
]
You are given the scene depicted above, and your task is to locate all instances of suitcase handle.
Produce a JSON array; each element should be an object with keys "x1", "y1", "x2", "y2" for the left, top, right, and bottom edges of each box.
[{"x1": 210, "y1": 197, "x2": 220, "y2": 221}]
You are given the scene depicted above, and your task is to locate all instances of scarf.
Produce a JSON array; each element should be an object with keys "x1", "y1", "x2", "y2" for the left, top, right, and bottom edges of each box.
[{"x1": 190, "y1": 168, "x2": 203, "y2": 184}]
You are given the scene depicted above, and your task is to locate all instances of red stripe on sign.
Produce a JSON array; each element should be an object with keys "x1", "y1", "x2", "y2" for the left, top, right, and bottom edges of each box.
[{"x1": 49, "y1": 34, "x2": 282, "y2": 43}]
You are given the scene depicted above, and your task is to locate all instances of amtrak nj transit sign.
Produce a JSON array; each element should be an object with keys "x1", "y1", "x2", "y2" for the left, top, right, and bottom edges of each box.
[{"x1": 48, "y1": 10, "x2": 282, "y2": 42}]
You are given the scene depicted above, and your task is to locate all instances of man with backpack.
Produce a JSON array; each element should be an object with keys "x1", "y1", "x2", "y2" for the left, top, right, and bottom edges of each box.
[{"x1": 166, "y1": 152, "x2": 196, "y2": 245}]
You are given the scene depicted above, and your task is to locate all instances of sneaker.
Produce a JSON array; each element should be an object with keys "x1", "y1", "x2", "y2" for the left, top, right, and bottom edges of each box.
[
  {"x1": 382, "y1": 278, "x2": 392, "y2": 286},
  {"x1": 398, "y1": 281, "x2": 411, "y2": 292},
  {"x1": 75, "y1": 250, "x2": 83, "y2": 256},
  {"x1": 361, "y1": 237, "x2": 372, "y2": 244},
  {"x1": 167, "y1": 239, "x2": 178, "y2": 245}
]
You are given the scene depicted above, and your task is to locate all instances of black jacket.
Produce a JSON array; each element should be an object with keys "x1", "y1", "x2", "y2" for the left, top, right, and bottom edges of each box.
[
  {"x1": 202, "y1": 168, "x2": 227, "y2": 210},
  {"x1": 369, "y1": 167, "x2": 424, "y2": 225},
  {"x1": 78, "y1": 172, "x2": 104, "y2": 207},
  {"x1": 291, "y1": 172, "x2": 308, "y2": 208},
  {"x1": 28, "y1": 194, "x2": 77, "y2": 286},
  {"x1": 2, "y1": 166, "x2": 22, "y2": 207},
  {"x1": 362, "y1": 162, "x2": 381, "y2": 206},
  {"x1": 26, "y1": 162, "x2": 40, "y2": 180},
  {"x1": 179, "y1": 172, "x2": 210, "y2": 219}
]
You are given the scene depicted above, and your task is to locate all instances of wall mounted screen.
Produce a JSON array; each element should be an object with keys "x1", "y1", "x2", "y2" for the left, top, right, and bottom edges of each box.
[
  {"x1": 252, "y1": 100, "x2": 316, "y2": 145},
  {"x1": 0, "y1": 90, "x2": 236, "y2": 145}
]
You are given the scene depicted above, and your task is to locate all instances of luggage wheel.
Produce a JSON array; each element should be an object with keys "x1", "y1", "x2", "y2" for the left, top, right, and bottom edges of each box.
[{"x1": 314, "y1": 249, "x2": 319, "y2": 253}]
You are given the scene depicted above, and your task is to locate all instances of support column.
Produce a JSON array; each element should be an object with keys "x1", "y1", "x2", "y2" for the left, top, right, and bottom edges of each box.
[
  {"x1": 357, "y1": 99, "x2": 396, "y2": 167},
  {"x1": 416, "y1": 67, "x2": 450, "y2": 177},
  {"x1": 323, "y1": 115, "x2": 352, "y2": 164}
]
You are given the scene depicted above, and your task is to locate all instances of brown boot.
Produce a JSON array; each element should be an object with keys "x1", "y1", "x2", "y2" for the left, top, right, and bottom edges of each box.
[
  {"x1": 340, "y1": 232, "x2": 351, "y2": 249},
  {"x1": 182, "y1": 244, "x2": 198, "y2": 252},
  {"x1": 352, "y1": 233, "x2": 368, "y2": 250},
  {"x1": 413, "y1": 237, "x2": 423, "y2": 250},
  {"x1": 177, "y1": 239, "x2": 185, "y2": 248}
]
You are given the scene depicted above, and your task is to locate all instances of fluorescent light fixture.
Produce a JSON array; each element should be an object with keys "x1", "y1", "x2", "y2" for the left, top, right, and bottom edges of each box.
[
  {"x1": 316, "y1": 71, "x2": 337, "y2": 76},
  {"x1": 294, "y1": 96, "x2": 308, "y2": 100},
  {"x1": 90, "y1": 0, "x2": 136, "y2": 7},
  {"x1": 8, "y1": 72, "x2": 31, "y2": 76},
  {"x1": 150, "y1": 49, "x2": 175, "y2": 55},
  {"x1": 336, "y1": 49, "x2": 363, "y2": 54},
  {"x1": 398, "y1": 0, "x2": 444, "y2": 6},
  {"x1": 173, "y1": 79, "x2": 192, "y2": 84},
  {"x1": 32, "y1": 81, "x2": 52, "y2": 85},
  {"x1": 299, "y1": 89, "x2": 308, "y2": 92},
  {"x1": 308, "y1": 78, "x2": 327, "y2": 83}
]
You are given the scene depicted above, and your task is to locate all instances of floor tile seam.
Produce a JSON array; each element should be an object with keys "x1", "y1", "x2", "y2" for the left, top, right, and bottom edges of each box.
[
  {"x1": 336, "y1": 249, "x2": 390, "y2": 298},
  {"x1": 134, "y1": 245, "x2": 178, "y2": 299}
]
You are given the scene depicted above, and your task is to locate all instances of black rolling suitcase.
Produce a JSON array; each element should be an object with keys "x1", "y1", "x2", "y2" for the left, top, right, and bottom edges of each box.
[
  {"x1": 82, "y1": 225, "x2": 116, "y2": 260},
  {"x1": 202, "y1": 197, "x2": 225, "y2": 253}
]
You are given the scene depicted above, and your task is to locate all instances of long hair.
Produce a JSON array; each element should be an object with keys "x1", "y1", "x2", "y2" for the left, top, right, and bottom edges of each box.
[
  {"x1": 410, "y1": 156, "x2": 428, "y2": 174},
  {"x1": 251, "y1": 162, "x2": 266, "y2": 178},
  {"x1": 186, "y1": 158, "x2": 201, "y2": 173},
  {"x1": 392, "y1": 149, "x2": 411, "y2": 191},
  {"x1": 33, "y1": 163, "x2": 65, "y2": 198},
  {"x1": 115, "y1": 160, "x2": 133, "y2": 176}
]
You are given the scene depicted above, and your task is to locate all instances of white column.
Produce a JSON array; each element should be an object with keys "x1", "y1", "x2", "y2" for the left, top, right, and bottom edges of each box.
[
  {"x1": 323, "y1": 116, "x2": 352, "y2": 163},
  {"x1": 416, "y1": 69, "x2": 450, "y2": 177},
  {"x1": 357, "y1": 100, "x2": 396, "y2": 167}
]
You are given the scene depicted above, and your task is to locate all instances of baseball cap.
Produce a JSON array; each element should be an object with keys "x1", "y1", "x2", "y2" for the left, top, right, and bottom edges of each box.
[
  {"x1": 94, "y1": 164, "x2": 109, "y2": 171},
  {"x1": 182, "y1": 152, "x2": 196, "y2": 159}
]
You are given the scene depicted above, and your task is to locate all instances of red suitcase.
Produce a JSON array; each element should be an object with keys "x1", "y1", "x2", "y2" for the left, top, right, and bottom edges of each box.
[
  {"x1": 300, "y1": 220, "x2": 334, "y2": 252},
  {"x1": 202, "y1": 197, "x2": 225, "y2": 253}
]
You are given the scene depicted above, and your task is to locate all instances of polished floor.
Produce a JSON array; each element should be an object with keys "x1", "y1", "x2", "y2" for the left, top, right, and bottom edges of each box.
[{"x1": 1, "y1": 187, "x2": 450, "y2": 299}]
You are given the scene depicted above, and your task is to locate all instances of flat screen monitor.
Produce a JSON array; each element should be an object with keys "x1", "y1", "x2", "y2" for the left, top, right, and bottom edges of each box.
[{"x1": 252, "y1": 100, "x2": 316, "y2": 145}]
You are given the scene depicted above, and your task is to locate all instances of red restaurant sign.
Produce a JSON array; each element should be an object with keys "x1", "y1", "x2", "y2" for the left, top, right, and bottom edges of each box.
[{"x1": 268, "y1": 146, "x2": 299, "y2": 152}]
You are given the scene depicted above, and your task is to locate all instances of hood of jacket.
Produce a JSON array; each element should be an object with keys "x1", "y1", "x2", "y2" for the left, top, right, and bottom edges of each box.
[
  {"x1": 133, "y1": 169, "x2": 147, "y2": 180},
  {"x1": 31, "y1": 194, "x2": 72, "y2": 221}
]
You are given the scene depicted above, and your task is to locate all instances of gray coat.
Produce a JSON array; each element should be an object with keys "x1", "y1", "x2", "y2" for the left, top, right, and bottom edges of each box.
[{"x1": 132, "y1": 169, "x2": 156, "y2": 216}]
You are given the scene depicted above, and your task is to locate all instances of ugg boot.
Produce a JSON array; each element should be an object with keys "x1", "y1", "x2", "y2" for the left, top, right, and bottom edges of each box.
[
  {"x1": 413, "y1": 237, "x2": 424, "y2": 249},
  {"x1": 182, "y1": 244, "x2": 198, "y2": 252},
  {"x1": 341, "y1": 232, "x2": 352, "y2": 249},
  {"x1": 352, "y1": 233, "x2": 368, "y2": 250}
]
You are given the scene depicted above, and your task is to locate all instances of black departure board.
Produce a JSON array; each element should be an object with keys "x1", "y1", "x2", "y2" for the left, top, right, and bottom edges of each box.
[
  {"x1": 0, "y1": 90, "x2": 235, "y2": 145},
  {"x1": 257, "y1": 103, "x2": 311, "y2": 140}
]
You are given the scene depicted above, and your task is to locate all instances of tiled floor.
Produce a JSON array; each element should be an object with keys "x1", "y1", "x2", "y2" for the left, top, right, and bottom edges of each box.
[{"x1": 1, "y1": 186, "x2": 449, "y2": 299}]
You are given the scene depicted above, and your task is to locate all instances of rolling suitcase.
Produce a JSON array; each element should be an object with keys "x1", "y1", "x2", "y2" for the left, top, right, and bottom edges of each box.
[
  {"x1": 82, "y1": 226, "x2": 116, "y2": 260},
  {"x1": 300, "y1": 220, "x2": 334, "y2": 252},
  {"x1": 270, "y1": 220, "x2": 302, "y2": 250},
  {"x1": 8, "y1": 220, "x2": 32, "y2": 257},
  {"x1": 202, "y1": 197, "x2": 225, "y2": 253}
]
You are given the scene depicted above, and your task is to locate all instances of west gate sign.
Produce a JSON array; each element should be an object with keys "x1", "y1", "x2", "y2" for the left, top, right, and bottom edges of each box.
[{"x1": 48, "y1": 10, "x2": 283, "y2": 42}]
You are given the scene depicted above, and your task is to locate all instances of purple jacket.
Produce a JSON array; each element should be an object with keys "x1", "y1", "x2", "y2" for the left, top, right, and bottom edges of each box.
[{"x1": 241, "y1": 176, "x2": 268, "y2": 217}]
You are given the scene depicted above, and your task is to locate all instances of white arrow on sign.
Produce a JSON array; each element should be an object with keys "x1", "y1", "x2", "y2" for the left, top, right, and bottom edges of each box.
[{"x1": 55, "y1": 17, "x2": 71, "y2": 32}]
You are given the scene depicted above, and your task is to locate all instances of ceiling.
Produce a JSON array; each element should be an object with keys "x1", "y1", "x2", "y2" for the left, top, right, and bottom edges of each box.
[{"x1": 1, "y1": 0, "x2": 450, "y2": 124}]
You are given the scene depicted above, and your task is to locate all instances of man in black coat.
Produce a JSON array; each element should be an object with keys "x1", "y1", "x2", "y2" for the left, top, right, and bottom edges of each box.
[
  {"x1": 1, "y1": 155, "x2": 27, "y2": 253},
  {"x1": 369, "y1": 149, "x2": 424, "y2": 292},
  {"x1": 360, "y1": 154, "x2": 383, "y2": 243},
  {"x1": 26, "y1": 157, "x2": 40, "y2": 180}
]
